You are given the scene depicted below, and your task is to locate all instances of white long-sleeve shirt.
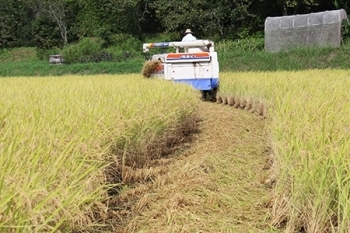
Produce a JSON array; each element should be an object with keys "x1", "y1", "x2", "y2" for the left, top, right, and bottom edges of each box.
[{"x1": 182, "y1": 33, "x2": 197, "y2": 42}]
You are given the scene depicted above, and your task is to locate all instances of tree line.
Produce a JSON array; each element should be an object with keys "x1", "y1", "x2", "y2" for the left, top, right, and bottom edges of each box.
[{"x1": 0, "y1": 0, "x2": 348, "y2": 49}]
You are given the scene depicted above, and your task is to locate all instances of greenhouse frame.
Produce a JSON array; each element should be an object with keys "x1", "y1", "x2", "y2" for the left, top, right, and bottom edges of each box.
[{"x1": 264, "y1": 9, "x2": 348, "y2": 52}]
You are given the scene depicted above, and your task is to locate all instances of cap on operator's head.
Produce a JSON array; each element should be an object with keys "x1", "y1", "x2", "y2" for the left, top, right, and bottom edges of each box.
[{"x1": 184, "y1": 29, "x2": 192, "y2": 34}]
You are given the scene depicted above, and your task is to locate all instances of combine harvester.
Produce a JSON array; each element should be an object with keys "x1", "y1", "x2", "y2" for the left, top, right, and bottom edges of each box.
[{"x1": 142, "y1": 40, "x2": 219, "y2": 101}]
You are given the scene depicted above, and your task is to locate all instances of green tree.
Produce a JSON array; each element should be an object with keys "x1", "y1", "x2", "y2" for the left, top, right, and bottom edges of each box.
[
  {"x1": 0, "y1": 0, "x2": 34, "y2": 47},
  {"x1": 150, "y1": 0, "x2": 263, "y2": 40},
  {"x1": 31, "y1": 0, "x2": 70, "y2": 45},
  {"x1": 73, "y1": 0, "x2": 103, "y2": 38},
  {"x1": 100, "y1": 0, "x2": 157, "y2": 40},
  {"x1": 32, "y1": 13, "x2": 62, "y2": 49}
]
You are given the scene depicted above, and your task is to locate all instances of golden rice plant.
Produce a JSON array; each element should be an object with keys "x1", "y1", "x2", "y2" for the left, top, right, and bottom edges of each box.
[
  {"x1": 0, "y1": 74, "x2": 199, "y2": 232},
  {"x1": 218, "y1": 70, "x2": 350, "y2": 233}
]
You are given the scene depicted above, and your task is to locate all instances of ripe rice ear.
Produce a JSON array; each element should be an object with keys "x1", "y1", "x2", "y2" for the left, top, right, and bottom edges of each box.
[
  {"x1": 251, "y1": 100, "x2": 260, "y2": 114},
  {"x1": 228, "y1": 96, "x2": 235, "y2": 106},
  {"x1": 260, "y1": 103, "x2": 268, "y2": 118},
  {"x1": 216, "y1": 95, "x2": 223, "y2": 104},
  {"x1": 245, "y1": 99, "x2": 253, "y2": 111},
  {"x1": 258, "y1": 102, "x2": 265, "y2": 116},
  {"x1": 240, "y1": 98, "x2": 247, "y2": 109},
  {"x1": 142, "y1": 60, "x2": 161, "y2": 78},
  {"x1": 234, "y1": 97, "x2": 240, "y2": 108}
]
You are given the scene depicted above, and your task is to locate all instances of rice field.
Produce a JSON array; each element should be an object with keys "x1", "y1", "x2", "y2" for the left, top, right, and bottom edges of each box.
[
  {"x1": 2, "y1": 69, "x2": 350, "y2": 233},
  {"x1": 217, "y1": 70, "x2": 350, "y2": 233},
  {"x1": 0, "y1": 74, "x2": 200, "y2": 232}
]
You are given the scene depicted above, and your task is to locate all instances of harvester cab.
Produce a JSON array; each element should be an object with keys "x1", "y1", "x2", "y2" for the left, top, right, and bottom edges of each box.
[{"x1": 142, "y1": 39, "x2": 219, "y2": 101}]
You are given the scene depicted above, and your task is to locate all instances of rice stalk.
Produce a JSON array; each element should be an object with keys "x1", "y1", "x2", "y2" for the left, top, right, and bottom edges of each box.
[{"x1": 141, "y1": 60, "x2": 161, "y2": 78}]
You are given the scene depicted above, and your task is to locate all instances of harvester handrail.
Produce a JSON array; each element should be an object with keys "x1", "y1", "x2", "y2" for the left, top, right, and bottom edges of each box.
[{"x1": 143, "y1": 39, "x2": 215, "y2": 53}]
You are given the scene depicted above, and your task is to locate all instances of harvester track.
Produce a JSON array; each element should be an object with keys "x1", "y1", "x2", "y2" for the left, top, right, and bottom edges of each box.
[{"x1": 84, "y1": 98, "x2": 275, "y2": 233}]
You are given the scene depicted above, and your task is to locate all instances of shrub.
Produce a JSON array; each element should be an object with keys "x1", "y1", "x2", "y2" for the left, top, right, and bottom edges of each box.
[
  {"x1": 77, "y1": 51, "x2": 115, "y2": 63},
  {"x1": 216, "y1": 37, "x2": 265, "y2": 52},
  {"x1": 62, "y1": 38, "x2": 103, "y2": 64},
  {"x1": 107, "y1": 34, "x2": 142, "y2": 52},
  {"x1": 36, "y1": 47, "x2": 61, "y2": 61}
]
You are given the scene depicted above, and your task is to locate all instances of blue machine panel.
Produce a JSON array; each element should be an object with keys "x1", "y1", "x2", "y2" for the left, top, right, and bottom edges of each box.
[{"x1": 173, "y1": 78, "x2": 219, "y2": 91}]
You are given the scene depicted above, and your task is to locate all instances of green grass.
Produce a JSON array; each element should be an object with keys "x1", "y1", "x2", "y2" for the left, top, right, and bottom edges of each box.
[
  {"x1": 0, "y1": 59, "x2": 145, "y2": 77},
  {"x1": 219, "y1": 45, "x2": 350, "y2": 72},
  {"x1": 0, "y1": 47, "x2": 38, "y2": 62},
  {"x1": 2, "y1": 41, "x2": 350, "y2": 77}
]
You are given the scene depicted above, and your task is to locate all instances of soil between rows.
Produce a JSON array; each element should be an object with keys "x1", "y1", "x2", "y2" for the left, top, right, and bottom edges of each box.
[{"x1": 101, "y1": 101, "x2": 279, "y2": 233}]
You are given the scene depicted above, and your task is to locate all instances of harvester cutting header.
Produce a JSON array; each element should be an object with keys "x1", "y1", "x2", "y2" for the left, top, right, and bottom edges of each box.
[{"x1": 142, "y1": 39, "x2": 219, "y2": 101}]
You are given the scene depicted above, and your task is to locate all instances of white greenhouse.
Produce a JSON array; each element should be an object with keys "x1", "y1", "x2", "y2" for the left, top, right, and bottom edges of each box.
[{"x1": 264, "y1": 9, "x2": 348, "y2": 52}]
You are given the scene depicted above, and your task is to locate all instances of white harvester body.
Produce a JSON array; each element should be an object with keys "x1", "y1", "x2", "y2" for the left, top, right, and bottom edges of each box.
[{"x1": 142, "y1": 40, "x2": 219, "y2": 92}]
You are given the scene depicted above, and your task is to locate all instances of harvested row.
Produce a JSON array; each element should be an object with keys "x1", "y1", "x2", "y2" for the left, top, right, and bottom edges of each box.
[{"x1": 117, "y1": 98, "x2": 275, "y2": 233}]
